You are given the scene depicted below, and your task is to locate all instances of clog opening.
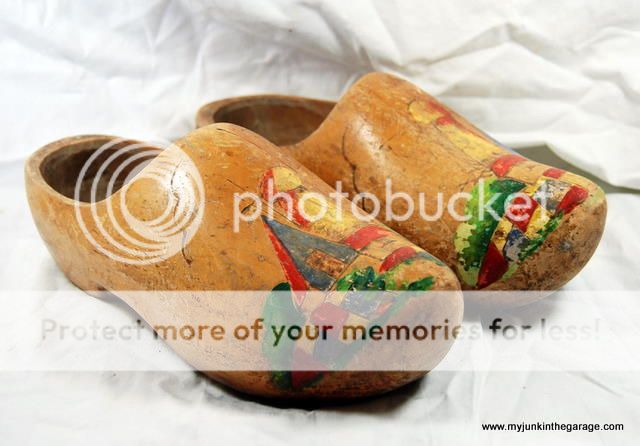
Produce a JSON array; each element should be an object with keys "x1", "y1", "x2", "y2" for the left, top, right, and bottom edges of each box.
[
  {"x1": 212, "y1": 97, "x2": 334, "y2": 146},
  {"x1": 40, "y1": 138, "x2": 159, "y2": 202}
]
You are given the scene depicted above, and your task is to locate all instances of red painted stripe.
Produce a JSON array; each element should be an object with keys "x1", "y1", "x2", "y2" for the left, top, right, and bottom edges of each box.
[
  {"x1": 506, "y1": 195, "x2": 539, "y2": 233},
  {"x1": 285, "y1": 191, "x2": 310, "y2": 228},
  {"x1": 342, "y1": 225, "x2": 390, "y2": 250},
  {"x1": 491, "y1": 154, "x2": 526, "y2": 177},
  {"x1": 379, "y1": 246, "x2": 417, "y2": 272},
  {"x1": 290, "y1": 370, "x2": 323, "y2": 389},
  {"x1": 543, "y1": 167, "x2": 565, "y2": 179},
  {"x1": 261, "y1": 169, "x2": 310, "y2": 227},
  {"x1": 260, "y1": 169, "x2": 275, "y2": 201},
  {"x1": 477, "y1": 242, "x2": 509, "y2": 289},
  {"x1": 557, "y1": 185, "x2": 588, "y2": 215},
  {"x1": 429, "y1": 99, "x2": 458, "y2": 127},
  {"x1": 262, "y1": 220, "x2": 309, "y2": 291},
  {"x1": 427, "y1": 98, "x2": 487, "y2": 139}
]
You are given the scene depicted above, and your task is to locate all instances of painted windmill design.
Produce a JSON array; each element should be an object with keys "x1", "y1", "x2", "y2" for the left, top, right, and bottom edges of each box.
[{"x1": 259, "y1": 167, "x2": 437, "y2": 390}]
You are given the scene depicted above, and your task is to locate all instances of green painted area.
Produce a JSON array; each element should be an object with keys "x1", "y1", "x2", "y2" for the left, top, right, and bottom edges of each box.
[
  {"x1": 407, "y1": 276, "x2": 436, "y2": 291},
  {"x1": 518, "y1": 213, "x2": 563, "y2": 261},
  {"x1": 331, "y1": 268, "x2": 435, "y2": 370},
  {"x1": 332, "y1": 294, "x2": 412, "y2": 370},
  {"x1": 262, "y1": 282, "x2": 305, "y2": 390},
  {"x1": 335, "y1": 265, "x2": 435, "y2": 291},
  {"x1": 336, "y1": 266, "x2": 386, "y2": 291},
  {"x1": 263, "y1": 261, "x2": 436, "y2": 390},
  {"x1": 455, "y1": 177, "x2": 525, "y2": 286}
]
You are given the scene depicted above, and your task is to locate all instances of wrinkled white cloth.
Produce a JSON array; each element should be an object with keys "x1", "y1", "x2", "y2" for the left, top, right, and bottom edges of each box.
[
  {"x1": 1, "y1": 1, "x2": 639, "y2": 445},
  {"x1": 2, "y1": 0, "x2": 639, "y2": 187}
]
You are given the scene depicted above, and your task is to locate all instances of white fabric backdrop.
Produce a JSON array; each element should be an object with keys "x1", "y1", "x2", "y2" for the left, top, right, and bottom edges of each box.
[
  {"x1": 2, "y1": 0, "x2": 639, "y2": 187},
  {"x1": 1, "y1": 1, "x2": 639, "y2": 445}
]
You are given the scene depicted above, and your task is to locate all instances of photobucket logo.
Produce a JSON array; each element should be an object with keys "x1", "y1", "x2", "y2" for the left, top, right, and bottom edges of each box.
[
  {"x1": 74, "y1": 139, "x2": 204, "y2": 265},
  {"x1": 233, "y1": 178, "x2": 549, "y2": 231}
]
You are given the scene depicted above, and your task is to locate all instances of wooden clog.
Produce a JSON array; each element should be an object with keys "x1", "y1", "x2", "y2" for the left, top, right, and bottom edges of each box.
[
  {"x1": 197, "y1": 73, "x2": 607, "y2": 300},
  {"x1": 25, "y1": 125, "x2": 463, "y2": 399}
]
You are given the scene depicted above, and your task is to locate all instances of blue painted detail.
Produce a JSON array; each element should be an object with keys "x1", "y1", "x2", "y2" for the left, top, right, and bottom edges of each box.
[
  {"x1": 341, "y1": 291, "x2": 381, "y2": 318},
  {"x1": 415, "y1": 251, "x2": 444, "y2": 266},
  {"x1": 503, "y1": 228, "x2": 528, "y2": 262},
  {"x1": 262, "y1": 217, "x2": 358, "y2": 289}
]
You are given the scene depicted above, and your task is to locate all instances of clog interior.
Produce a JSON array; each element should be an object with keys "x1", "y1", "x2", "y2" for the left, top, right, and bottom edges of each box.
[
  {"x1": 212, "y1": 97, "x2": 333, "y2": 146},
  {"x1": 40, "y1": 138, "x2": 159, "y2": 202}
]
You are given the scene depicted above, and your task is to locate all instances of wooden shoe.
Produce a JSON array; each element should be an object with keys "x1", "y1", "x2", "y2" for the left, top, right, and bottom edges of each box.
[
  {"x1": 197, "y1": 73, "x2": 607, "y2": 301},
  {"x1": 25, "y1": 125, "x2": 463, "y2": 399}
]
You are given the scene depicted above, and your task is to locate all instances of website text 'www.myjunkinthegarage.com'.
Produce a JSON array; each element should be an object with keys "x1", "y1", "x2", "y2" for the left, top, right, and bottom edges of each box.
[{"x1": 481, "y1": 421, "x2": 624, "y2": 433}]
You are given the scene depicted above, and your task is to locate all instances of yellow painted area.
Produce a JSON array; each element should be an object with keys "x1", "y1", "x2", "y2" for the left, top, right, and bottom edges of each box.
[
  {"x1": 561, "y1": 172, "x2": 595, "y2": 191},
  {"x1": 508, "y1": 161, "x2": 548, "y2": 184},
  {"x1": 585, "y1": 185, "x2": 606, "y2": 208},
  {"x1": 525, "y1": 205, "x2": 551, "y2": 238},
  {"x1": 454, "y1": 222, "x2": 474, "y2": 256},
  {"x1": 444, "y1": 128, "x2": 503, "y2": 163},
  {"x1": 308, "y1": 196, "x2": 361, "y2": 240},
  {"x1": 408, "y1": 99, "x2": 441, "y2": 124},
  {"x1": 408, "y1": 99, "x2": 502, "y2": 163},
  {"x1": 271, "y1": 166, "x2": 302, "y2": 191},
  {"x1": 492, "y1": 218, "x2": 513, "y2": 252},
  {"x1": 561, "y1": 172, "x2": 605, "y2": 208},
  {"x1": 271, "y1": 165, "x2": 363, "y2": 239},
  {"x1": 523, "y1": 178, "x2": 544, "y2": 196},
  {"x1": 299, "y1": 193, "x2": 330, "y2": 221},
  {"x1": 389, "y1": 256, "x2": 438, "y2": 284},
  {"x1": 454, "y1": 221, "x2": 480, "y2": 286}
]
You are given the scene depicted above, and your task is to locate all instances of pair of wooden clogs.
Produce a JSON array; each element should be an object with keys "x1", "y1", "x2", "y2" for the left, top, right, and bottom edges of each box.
[{"x1": 26, "y1": 73, "x2": 606, "y2": 400}]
